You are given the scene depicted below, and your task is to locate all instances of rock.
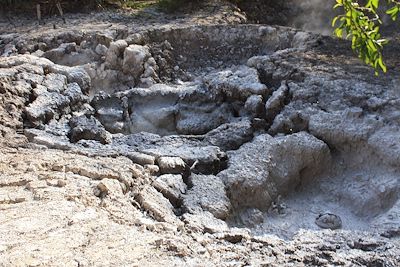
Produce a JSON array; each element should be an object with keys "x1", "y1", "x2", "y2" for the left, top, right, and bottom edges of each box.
[
  {"x1": 97, "y1": 178, "x2": 123, "y2": 197},
  {"x1": 26, "y1": 180, "x2": 47, "y2": 190},
  {"x1": 129, "y1": 163, "x2": 145, "y2": 179},
  {"x1": 154, "y1": 238, "x2": 187, "y2": 256},
  {"x1": 63, "y1": 82, "x2": 88, "y2": 107},
  {"x1": 144, "y1": 165, "x2": 160, "y2": 176},
  {"x1": 48, "y1": 65, "x2": 91, "y2": 93},
  {"x1": 136, "y1": 186, "x2": 183, "y2": 227},
  {"x1": 68, "y1": 115, "x2": 112, "y2": 144},
  {"x1": 204, "y1": 119, "x2": 254, "y2": 151},
  {"x1": 122, "y1": 44, "x2": 151, "y2": 80},
  {"x1": 183, "y1": 174, "x2": 231, "y2": 220},
  {"x1": 348, "y1": 239, "x2": 385, "y2": 252},
  {"x1": 157, "y1": 156, "x2": 187, "y2": 175},
  {"x1": 182, "y1": 211, "x2": 229, "y2": 234},
  {"x1": 243, "y1": 94, "x2": 264, "y2": 118},
  {"x1": 218, "y1": 132, "x2": 331, "y2": 211},
  {"x1": 139, "y1": 56, "x2": 159, "y2": 87},
  {"x1": 0, "y1": 174, "x2": 33, "y2": 187},
  {"x1": 204, "y1": 66, "x2": 270, "y2": 101},
  {"x1": 153, "y1": 174, "x2": 187, "y2": 206},
  {"x1": 239, "y1": 208, "x2": 264, "y2": 227},
  {"x1": 218, "y1": 228, "x2": 251, "y2": 244},
  {"x1": 24, "y1": 129, "x2": 72, "y2": 150},
  {"x1": 292, "y1": 31, "x2": 312, "y2": 49},
  {"x1": 25, "y1": 91, "x2": 70, "y2": 126},
  {"x1": 114, "y1": 133, "x2": 227, "y2": 175},
  {"x1": 95, "y1": 44, "x2": 108, "y2": 56},
  {"x1": 95, "y1": 32, "x2": 113, "y2": 46},
  {"x1": 265, "y1": 82, "x2": 289, "y2": 123},
  {"x1": 368, "y1": 127, "x2": 400, "y2": 167},
  {"x1": 148, "y1": 144, "x2": 226, "y2": 175},
  {"x1": 315, "y1": 213, "x2": 342, "y2": 230},
  {"x1": 105, "y1": 40, "x2": 128, "y2": 69},
  {"x1": 43, "y1": 42, "x2": 77, "y2": 63},
  {"x1": 124, "y1": 152, "x2": 156, "y2": 166},
  {"x1": 268, "y1": 107, "x2": 311, "y2": 135},
  {"x1": 176, "y1": 102, "x2": 234, "y2": 135},
  {"x1": 42, "y1": 73, "x2": 67, "y2": 93},
  {"x1": 92, "y1": 84, "x2": 193, "y2": 135},
  {"x1": 309, "y1": 109, "x2": 382, "y2": 148}
]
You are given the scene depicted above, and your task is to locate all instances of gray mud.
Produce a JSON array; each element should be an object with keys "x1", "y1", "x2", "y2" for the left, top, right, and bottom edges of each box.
[{"x1": 0, "y1": 3, "x2": 399, "y2": 265}]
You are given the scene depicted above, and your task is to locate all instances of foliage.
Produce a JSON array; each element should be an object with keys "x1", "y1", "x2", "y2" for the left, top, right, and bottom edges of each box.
[
  {"x1": 332, "y1": 0, "x2": 400, "y2": 74},
  {"x1": 123, "y1": 0, "x2": 156, "y2": 9},
  {"x1": 157, "y1": 0, "x2": 201, "y2": 12}
]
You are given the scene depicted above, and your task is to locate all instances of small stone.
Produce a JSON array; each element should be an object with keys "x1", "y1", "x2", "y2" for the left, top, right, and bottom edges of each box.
[
  {"x1": 183, "y1": 174, "x2": 231, "y2": 220},
  {"x1": 130, "y1": 164, "x2": 145, "y2": 179},
  {"x1": 26, "y1": 180, "x2": 47, "y2": 190},
  {"x1": 97, "y1": 178, "x2": 123, "y2": 196},
  {"x1": 26, "y1": 164, "x2": 37, "y2": 172},
  {"x1": 122, "y1": 44, "x2": 150, "y2": 79},
  {"x1": 105, "y1": 40, "x2": 128, "y2": 69},
  {"x1": 136, "y1": 186, "x2": 183, "y2": 227},
  {"x1": 144, "y1": 164, "x2": 160, "y2": 176},
  {"x1": 46, "y1": 179, "x2": 59, "y2": 187},
  {"x1": 57, "y1": 180, "x2": 67, "y2": 187},
  {"x1": 126, "y1": 152, "x2": 155, "y2": 166},
  {"x1": 95, "y1": 44, "x2": 108, "y2": 56},
  {"x1": 182, "y1": 212, "x2": 229, "y2": 234},
  {"x1": 69, "y1": 115, "x2": 112, "y2": 144},
  {"x1": 8, "y1": 193, "x2": 26, "y2": 204},
  {"x1": 315, "y1": 213, "x2": 342, "y2": 230},
  {"x1": 157, "y1": 156, "x2": 187, "y2": 175},
  {"x1": 240, "y1": 208, "x2": 264, "y2": 227},
  {"x1": 220, "y1": 228, "x2": 250, "y2": 244},
  {"x1": 244, "y1": 94, "x2": 264, "y2": 117},
  {"x1": 265, "y1": 82, "x2": 289, "y2": 123},
  {"x1": 153, "y1": 174, "x2": 187, "y2": 206}
]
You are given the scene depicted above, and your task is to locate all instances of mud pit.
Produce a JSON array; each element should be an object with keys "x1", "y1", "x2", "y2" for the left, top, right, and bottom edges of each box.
[{"x1": 1, "y1": 9, "x2": 400, "y2": 265}]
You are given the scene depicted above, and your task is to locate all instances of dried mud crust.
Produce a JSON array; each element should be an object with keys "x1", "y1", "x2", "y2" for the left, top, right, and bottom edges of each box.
[{"x1": 1, "y1": 2, "x2": 400, "y2": 266}]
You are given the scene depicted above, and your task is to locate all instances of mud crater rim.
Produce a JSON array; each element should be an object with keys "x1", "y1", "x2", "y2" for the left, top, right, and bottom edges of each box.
[{"x1": 13, "y1": 24, "x2": 400, "y2": 239}]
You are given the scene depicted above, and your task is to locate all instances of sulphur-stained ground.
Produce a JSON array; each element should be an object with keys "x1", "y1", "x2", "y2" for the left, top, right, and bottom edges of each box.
[{"x1": 0, "y1": 1, "x2": 400, "y2": 266}]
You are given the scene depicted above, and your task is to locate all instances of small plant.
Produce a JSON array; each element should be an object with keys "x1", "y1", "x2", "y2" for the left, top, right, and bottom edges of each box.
[
  {"x1": 332, "y1": 0, "x2": 400, "y2": 74},
  {"x1": 123, "y1": 0, "x2": 156, "y2": 9}
]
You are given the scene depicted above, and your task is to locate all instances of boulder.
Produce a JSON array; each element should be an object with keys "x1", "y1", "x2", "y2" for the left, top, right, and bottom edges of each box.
[
  {"x1": 265, "y1": 82, "x2": 289, "y2": 123},
  {"x1": 96, "y1": 178, "x2": 123, "y2": 197},
  {"x1": 218, "y1": 132, "x2": 331, "y2": 211},
  {"x1": 204, "y1": 119, "x2": 254, "y2": 151},
  {"x1": 136, "y1": 185, "x2": 183, "y2": 227},
  {"x1": 105, "y1": 40, "x2": 128, "y2": 69},
  {"x1": 204, "y1": 66, "x2": 270, "y2": 101},
  {"x1": 63, "y1": 82, "x2": 88, "y2": 107},
  {"x1": 243, "y1": 94, "x2": 264, "y2": 118},
  {"x1": 182, "y1": 211, "x2": 229, "y2": 234},
  {"x1": 122, "y1": 44, "x2": 151, "y2": 81},
  {"x1": 157, "y1": 156, "x2": 187, "y2": 175},
  {"x1": 183, "y1": 174, "x2": 231, "y2": 220},
  {"x1": 43, "y1": 42, "x2": 77, "y2": 63},
  {"x1": 95, "y1": 44, "x2": 108, "y2": 56},
  {"x1": 68, "y1": 115, "x2": 112, "y2": 144},
  {"x1": 176, "y1": 102, "x2": 234, "y2": 135},
  {"x1": 153, "y1": 174, "x2": 187, "y2": 206},
  {"x1": 25, "y1": 91, "x2": 70, "y2": 126}
]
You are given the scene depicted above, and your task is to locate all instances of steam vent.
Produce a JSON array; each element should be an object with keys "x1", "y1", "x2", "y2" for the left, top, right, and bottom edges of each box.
[{"x1": 1, "y1": 1, "x2": 399, "y2": 266}]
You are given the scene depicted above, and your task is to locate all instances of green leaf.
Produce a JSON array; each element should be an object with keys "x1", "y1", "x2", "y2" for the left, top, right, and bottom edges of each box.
[{"x1": 378, "y1": 57, "x2": 387, "y2": 72}]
